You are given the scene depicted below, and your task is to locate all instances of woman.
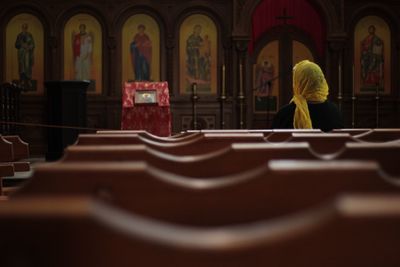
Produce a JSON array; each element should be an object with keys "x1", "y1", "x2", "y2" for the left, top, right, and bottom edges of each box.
[{"x1": 272, "y1": 60, "x2": 343, "y2": 132}]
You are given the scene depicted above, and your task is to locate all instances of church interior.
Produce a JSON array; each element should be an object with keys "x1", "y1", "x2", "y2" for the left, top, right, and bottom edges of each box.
[{"x1": 0, "y1": 0, "x2": 400, "y2": 266}]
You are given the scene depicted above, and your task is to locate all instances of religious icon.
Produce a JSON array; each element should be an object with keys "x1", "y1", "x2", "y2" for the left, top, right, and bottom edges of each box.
[
  {"x1": 121, "y1": 14, "x2": 160, "y2": 84},
  {"x1": 255, "y1": 60, "x2": 274, "y2": 97},
  {"x1": 130, "y1": 24, "x2": 152, "y2": 81},
  {"x1": 72, "y1": 23, "x2": 93, "y2": 81},
  {"x1": 253, "y1": 41, "x2": 279, "y2": 113},
  {"x1": 186, "y1": 25, "x2": 211, "y2": 83},
  {"x1": 64, "y1": 14, "x2": 102, "y2": 94},
  {"x1": 354, "y1": 16, "x2": 390, "y2": 94},
  {"x1": 15, "y1": 23, "x2": 35, "y2": 90},
  {"x1": 179, "y1": 14, "x2": 217, "y2": 95},
  {"x1": 360, "y1": 25, "x2": 384, "y2": 88},
  {"x1": 134, "y1": 90, "x2": 157, "y2": 104},
  {"x1": 6, "y1": 13, "x2": 44, "y2": 94}
]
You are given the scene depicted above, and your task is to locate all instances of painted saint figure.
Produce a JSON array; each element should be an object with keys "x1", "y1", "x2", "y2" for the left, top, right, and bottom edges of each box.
[
  {"x1": 360, "y1": 25, "x2": 384, "y2": 87},
  {"x1": 186, "y1": 24, "x2": 210, "y2": 82},
  {"x1": 73, "y1": 23, "x2": 93, "y2": 80},
  {"x1": 199, "y1": 34, "x2": 211, "y2": 81},
  {"x1": 15, "y1": 23, "x2": 35, "y2": 88},
  {"x1": 130, "y1": 24, "x2": 152, "y2": 81},
  {"x1": 256, "y1": 60, "x2": 274, "y2": 96}
]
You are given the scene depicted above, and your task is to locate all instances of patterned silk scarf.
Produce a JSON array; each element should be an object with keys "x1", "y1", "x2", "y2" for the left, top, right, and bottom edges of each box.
[{"x1": 291, "y1": 60, "x2": 329, "y2": 129}]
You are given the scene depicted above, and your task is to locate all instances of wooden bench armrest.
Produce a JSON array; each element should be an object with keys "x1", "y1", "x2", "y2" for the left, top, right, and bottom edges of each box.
[
  {"x1": 0, "y1": 163, "x2": 15, "y2": 176},
  {"x1": 3, "y1": 136, "x2": 30, "y2": 160}
]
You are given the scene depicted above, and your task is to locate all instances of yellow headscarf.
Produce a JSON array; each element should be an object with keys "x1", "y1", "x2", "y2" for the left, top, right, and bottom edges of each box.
[{"x1": 291, "y1": 60, "x2": 329, "y2": 129}]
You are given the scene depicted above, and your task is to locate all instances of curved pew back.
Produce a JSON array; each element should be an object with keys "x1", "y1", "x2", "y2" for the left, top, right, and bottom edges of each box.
[
  {"x1": 333, "y1": 142, "x2": 400, "y2": 176},
  {"x1": 15, "y1": 160, "x2": 400, "y2": 225},
  {"x1": 2, "y1": 135, "x2": 29, "y2": 160},
  {"x1": 264, "y1": 129, "x2": 322, "y2": 142},
  {"x1": 0, "y1": 135, "x2": 30, "y2": 172},
  {"x1": 62, "y1": 143, "x2": 316, "y2": 177},
  {"x1": 96, "y1": 130, "x2": 203, "y2": 143},
  {"x1": 331, "y1": 128, "x2": 370, "y2": 136},
  {"x1": 0, "y1": 135, "x2": 13, "y2": 162},
  {"x1": 76, "y1": 133, "x2": 266, "y2": 156},
  {"x1": 282, "y1": 133, "x2": 360, "y2": 154},
  {"x1": 354, "y1": 129, "x2": 400, "y2": 142},
  {"x1": 139, "y1": 133, "x2": 267, "y2": 155},
  {"x1": 1, "y1": 195, "x2": 400, "y2": 267}
]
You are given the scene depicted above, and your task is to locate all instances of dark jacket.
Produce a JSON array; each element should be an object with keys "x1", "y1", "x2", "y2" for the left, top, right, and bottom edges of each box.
[{"x1": 272, "y1": 101, "x2": 344, "y2": 132}]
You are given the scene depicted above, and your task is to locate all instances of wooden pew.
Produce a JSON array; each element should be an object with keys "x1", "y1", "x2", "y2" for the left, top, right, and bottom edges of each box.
[
  {"x1": 354, "y1": 128, "x2": 400, "y2": 142},
  {"x1": 0, "y1": 135, "x2": 31, "y2": 196},
  {"x1": 332, "y1": 128, "x2": 370, "y2": 135},
  {"x1": 281, "y1": 133, "x2": 361, "y2": 154},
  {"x1": 76, "y1": 133, "x2": 144, "y2": 145},
  {"x1": 14, "y1": 160, "x2": 400, "y2": 225},
  {"x1": 186, "y1": 129, "x2": 251, "y2": 133},
  {"x1": 0, "y1": 135, "x2": 29, "y2": 172},
  {"x1": 96, "y1": 130, "x2": 203, "y2": 143},
  {"x1": 332, "y1": 142, "x2": 400, "y2": 176},
  {"x1": 265, "y1": 129, "x2": 322, "y2": 142},
  {"x1": 183, "y1": 130, "x2": 274, "y2": 138},
  {"x1": 66, "y1": 136, "x2": 400, "y2": 176},
  {"x1": 1, "y1": 195, "x2": 400, "y2": 266},
  {"x1": 139, "y1": 131, "x2": 203, "y2": 142},
  {"x1": 3, "y1": 135, "x2": 29, "y2": 160},
  {"x1": 75, "y1": 133, "x2": 267, "y2": 156},
  {"x1": 62, "y1": 142, "x2": 316, "y2": 177},
  {"x1": 0, "y1": 135, "x2": 13, "y2": 162},
  {"x1": 170, "y1": 131, "x2": 198, "y2": 138},
  {"x1": 261, "y1": 140, "x2": 400, "y2": 176},
  {"x1": 97, "y1": 130, "x2": 323, "y2": 143},
  {"x1": 186, "y1": 129, "x2": 321, "y2": 139},
  {"x1": 0, "y1": 163, "x2": 14, "y2": 196},
  {"x1": 96, "y1": 130, "x2": 147, "y2": 134}
]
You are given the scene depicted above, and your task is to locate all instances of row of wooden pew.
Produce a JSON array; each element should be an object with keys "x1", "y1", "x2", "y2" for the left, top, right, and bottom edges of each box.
[
  {"x1": 64, "y1": 131, "x2": 400, "y2": 176},
  {"x1": 0, "y1": 135, "x2": 30, "y2": 196},
  {"x1": 1, "y1": 128, "x2": 400, "y2": 266}
]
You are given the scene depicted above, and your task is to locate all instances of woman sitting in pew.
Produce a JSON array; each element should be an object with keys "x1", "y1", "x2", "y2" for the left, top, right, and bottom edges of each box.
[{"x1": 272, "y1": 60, "x2": 343, "y2": 132}]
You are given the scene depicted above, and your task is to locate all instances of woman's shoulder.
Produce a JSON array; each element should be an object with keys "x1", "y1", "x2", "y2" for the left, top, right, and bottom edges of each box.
[
  {"x1": 324, "y1": 100, "x2": 339, "y2": 107},
  {"x1": 323, "y1": 100, "x2": 341, "y2": 113},
  {"x1": 272, "y1": 102, "x2": 296, "y2": 129},
  {"x1": 308, "y1": 100, "x2": 339, "y2": 111},
  {"x1": 308, "y1": 100, "x2": 344, "y2": 131},
  {"x1": 277, "y1": 102, "x2": 296, "y2": 114}
]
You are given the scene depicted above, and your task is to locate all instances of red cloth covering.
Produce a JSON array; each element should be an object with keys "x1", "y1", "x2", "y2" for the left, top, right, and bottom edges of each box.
[
  {"x1": 249, "y1": 0, "x2": 326, "y2": 57},
  {"x1": 121, "y1": 82, "x2": 171, "y2": 137}
]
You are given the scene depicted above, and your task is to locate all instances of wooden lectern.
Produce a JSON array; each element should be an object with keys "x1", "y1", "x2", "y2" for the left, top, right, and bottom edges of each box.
[{"x1": 45, "y1": 80, "x2": 89, "y2": 161}]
